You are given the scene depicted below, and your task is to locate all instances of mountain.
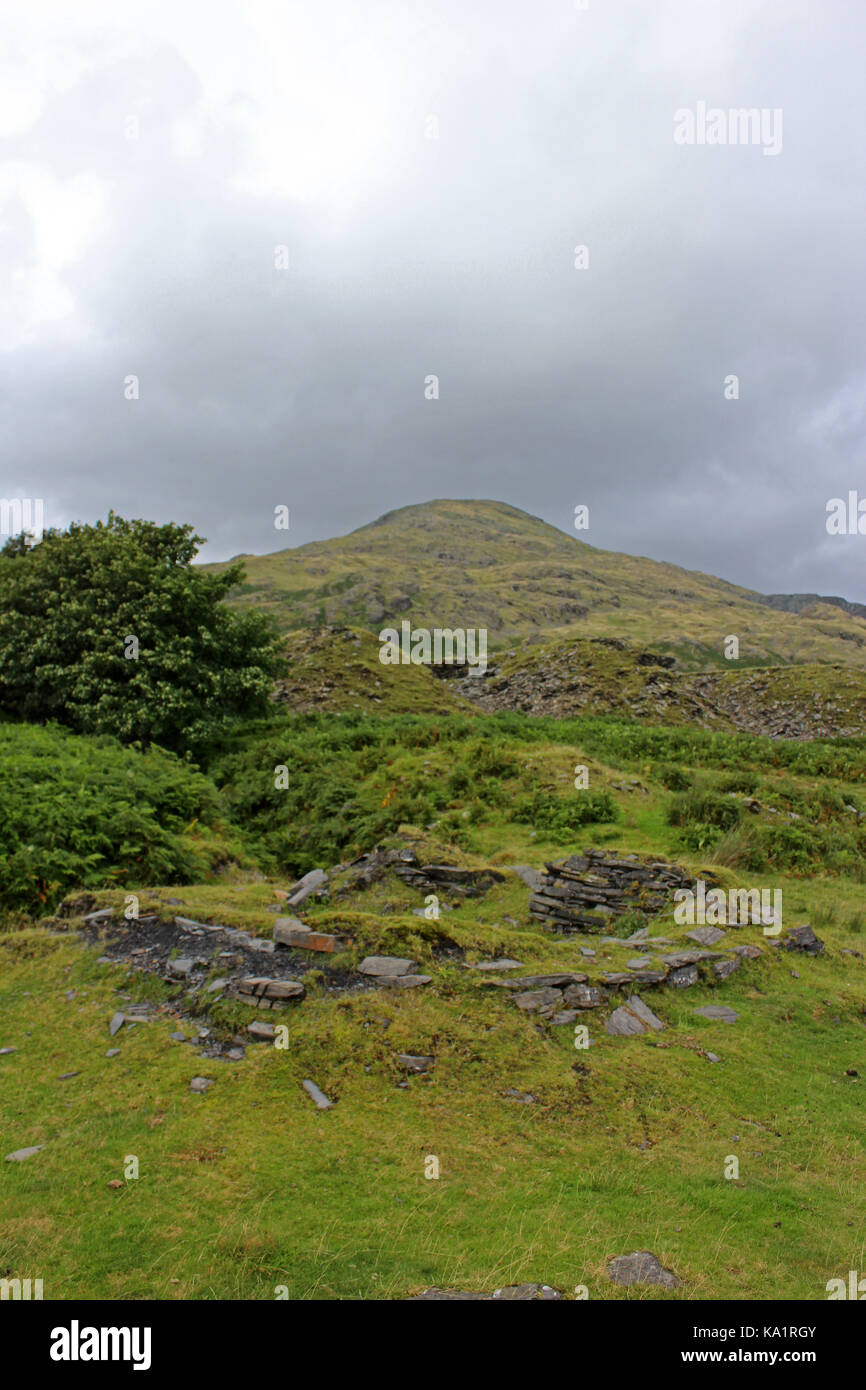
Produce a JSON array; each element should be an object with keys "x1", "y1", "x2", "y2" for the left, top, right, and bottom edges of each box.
[{"x1": 209, "y1": 499, "x2": 866, "y2": 671}]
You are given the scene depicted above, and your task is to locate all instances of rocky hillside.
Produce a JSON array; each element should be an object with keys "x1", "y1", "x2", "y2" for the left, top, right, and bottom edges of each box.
[
  {"x1": 269, "y1": 628, "x2": 866, "y2": 739},
  {"x1": 207, "y1": 499, "x2": 866, "y2": 670}
]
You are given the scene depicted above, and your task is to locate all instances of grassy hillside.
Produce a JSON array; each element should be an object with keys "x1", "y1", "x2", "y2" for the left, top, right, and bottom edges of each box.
[
  {"x1": 206, "y1": 500, "x2": 866, "y2": 670},
  {"x1": 2, "y1": 711, "x2": 866, "y2": 1300}
]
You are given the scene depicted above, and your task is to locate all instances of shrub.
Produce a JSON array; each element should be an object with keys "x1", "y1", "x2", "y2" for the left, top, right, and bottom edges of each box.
[
  {"x1": 0, "y1": 722, "x2": 246, "y2": 915},
  {"x1": 0, "y1": 515, "x2": 281, "y2": 759}
]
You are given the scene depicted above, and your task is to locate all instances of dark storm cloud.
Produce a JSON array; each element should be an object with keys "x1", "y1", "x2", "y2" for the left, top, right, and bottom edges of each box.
[{"x1": 2, "y1": 0, "x2": 865, "y2": 599}]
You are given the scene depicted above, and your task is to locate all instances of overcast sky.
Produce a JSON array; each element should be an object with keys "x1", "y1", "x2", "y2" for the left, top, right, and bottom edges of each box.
[{"x1": 2, "y1": 0, "x2": 865, "y2": 598}]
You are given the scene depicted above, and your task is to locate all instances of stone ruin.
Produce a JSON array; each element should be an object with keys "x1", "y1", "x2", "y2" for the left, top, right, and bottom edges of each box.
[{"x1": 528, "y1": 849, "x2": 707, "y2": 934}]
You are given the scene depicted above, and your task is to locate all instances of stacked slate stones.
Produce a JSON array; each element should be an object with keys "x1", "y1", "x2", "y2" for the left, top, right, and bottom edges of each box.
[{"x1": 528, "y1": 850, "x2": 700, "y2": 934}]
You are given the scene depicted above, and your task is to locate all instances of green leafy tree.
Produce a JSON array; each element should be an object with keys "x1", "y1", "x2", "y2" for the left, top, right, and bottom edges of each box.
[{"x1": 0, "y1": 514, "x2": 282, "y2": 758}]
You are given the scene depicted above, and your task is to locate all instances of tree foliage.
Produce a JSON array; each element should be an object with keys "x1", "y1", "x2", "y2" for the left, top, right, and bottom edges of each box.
[{"x1": 0, "y1": 514, "x2": 281, "y2": 757}]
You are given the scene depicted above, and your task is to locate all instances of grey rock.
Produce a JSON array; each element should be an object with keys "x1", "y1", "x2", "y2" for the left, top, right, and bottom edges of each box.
[
  {"x1": 510, "y1": 865, "x2": 545, "y2": 891},
  {"x1": 206, "y1": 978, "x2": 228, "y2": 993},
  {"x1": 0, "y1": 1047, "x2": 16, "y2": 1056},
  {"x1": 627, "y1": 956, "x2": 653, "y2": 969},
  {"x1": 784, "y1": 924, "x2": 825, "y2": 956},
  {"x1": 694, "y1": 1005, "x2": 739, "y2": 1023},
  {"x1": 713, "y1": 957, "x2": 741, "y2": 980},
  {"x1": 358, "y1": 955, "x2": 415, "y2": 978},
  {"x1": 189, "y1": 1077, "x2": 213, "y2": 1093},
  {"x1": 5, "y1": 1146, "x2": 44, "y2": 1162},
  {"x1": 607, "y1": 1250, "x2": 680, "y2": 1289},
  {"x1": 503, "y1": 1088, "x2": 537, "y2": 1103},
  {"x1": 668, "y1": 964, "x2": 699, "y2": 988},
  {"x1": 686, "y1": 926, "x2": 727, "y2": 946},
  {"x1": 466, "y1": 958, "x2": 524, "y2": 971},
  {"x1": 169, "y1": 1031, "x2": 188, "y2": 1041},
  {"x1": 562, "y1": 983, "x2": 605, "y2": 1009},
  {"x1": 706, "y1": 1052, "x2": 721, "y2": 1063},
  {"x1": 83, "y1": 908, "x2": 112, "y2": 924},
  {"x1": 302, "y1": 1078, "x2": 334, "y2": 1109},
  {"x1": 248, "y1": 1022, "x2": 276, "y2": 1041},
  {"x1": 606, "y1": 995, "x2": 665, "y2": 1036},
  {"x1": 225, "y1": 1047, "x2": 245, "y2": 1061},
  {"x1": 169, "y1": 958, "x2": 195, "y2": 977},
  {"x1": 550, "y1": 1010, "x2": 580, "y2": 1026},
  {"x1": 287, "y1": 869, "x2": 328, "y2": 908},
  {"x1": 58, "y1": 1071, "x2": 79, "y2": 1081},
  {"x1": 379, "y1": 974, "x2": 432, "y2": 989},
  {"x1": 105, "y1": 1048, "x2": 120, "y2": 1057},
  {"x1": 109, "y1": 1012, "x2": 125, "y2": 1036},
  {"x1": 494, "y1": 1283, "x2": 562, "y2": 1300},
  {"x1": 513, "y1": 987, "x2": 563, "y2": 1013},
  {"x1": 395, "y1": 1054, "x2": 433, "y2": 1073}
]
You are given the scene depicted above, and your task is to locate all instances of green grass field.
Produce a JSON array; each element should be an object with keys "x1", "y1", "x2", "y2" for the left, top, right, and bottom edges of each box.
[{"x1": 2, "y1": 709, "x2": 864, "y2": 1300}]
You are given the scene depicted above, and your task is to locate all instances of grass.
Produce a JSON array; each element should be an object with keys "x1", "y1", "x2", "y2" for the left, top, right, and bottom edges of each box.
[{"x1": 2, "y1": 705, "x2": 866, "y2": 1300}]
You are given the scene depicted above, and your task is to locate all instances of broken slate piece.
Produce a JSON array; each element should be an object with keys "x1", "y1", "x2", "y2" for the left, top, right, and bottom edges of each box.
[
  {"x1": 302, "y1": 1078, "x2": 334, "y2": 1109},
  {"x1": 606, "y1": 1250, "x2": 680, "y2": 1289},
  {"x1": 395, "y1": 1054, "x2": 433, "y2": 1073},
  {"x1": 189, "y1": 1077, "x2": 213, "y2": 1093},
  {"x1": 358, "y1": 956, "x2": 415, "y2": 977},
  {"x1": 712, "y1": 957, "x2": 741, "y2": 980},
  {"x1": 109, "y1": 1012, "x2": 126, "y2": 1036},
  {"x1": 274, "y1": 919, "x2": 339, "y2": 953},
  {"x1": 247, "y1": 1022, "x2": 276, "y2": 1041},
  {"x1": 693, "y1": 1005, "x2": 739, "y2": 1023},
  {"x1": 513, "y1": 987, "x2": 562, "y2": 1013},
  {"x1": 686, "y1": 926, "x2": 727, "y2": 946},
  {"x1": 466, "y1": 958, "x2": 524, "y2": 971},
  {"x1": 784, "y1": 924, "x2": 825, "y2": 956},
  {"x1": 605, "y1": 995, "x2": 665, "y2": 1036},
  {"x1": 5, "y1": 1146, "x2": 43, "y2": 1162},
  {"x1": 0, "y1": 1047, "x2": 16, "y2": 1056},
  {"x1": 105, "y1": 1049, "x2": 120, "y2": 1057},
  {"x1": 287, "y1": 869, "x2": 328, "y2": 908}
]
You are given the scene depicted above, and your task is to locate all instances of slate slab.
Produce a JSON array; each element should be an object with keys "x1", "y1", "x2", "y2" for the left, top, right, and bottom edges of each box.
[
  {"x1": 607, "y1": 1250, "x2": 679, "y2": 1289},
  {"x1": 302, "y1": 1078, "x2": 334, "y2": 1109},
  {"x1": 358, "y1": 956, "x2": 415, "y2": 977}
]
